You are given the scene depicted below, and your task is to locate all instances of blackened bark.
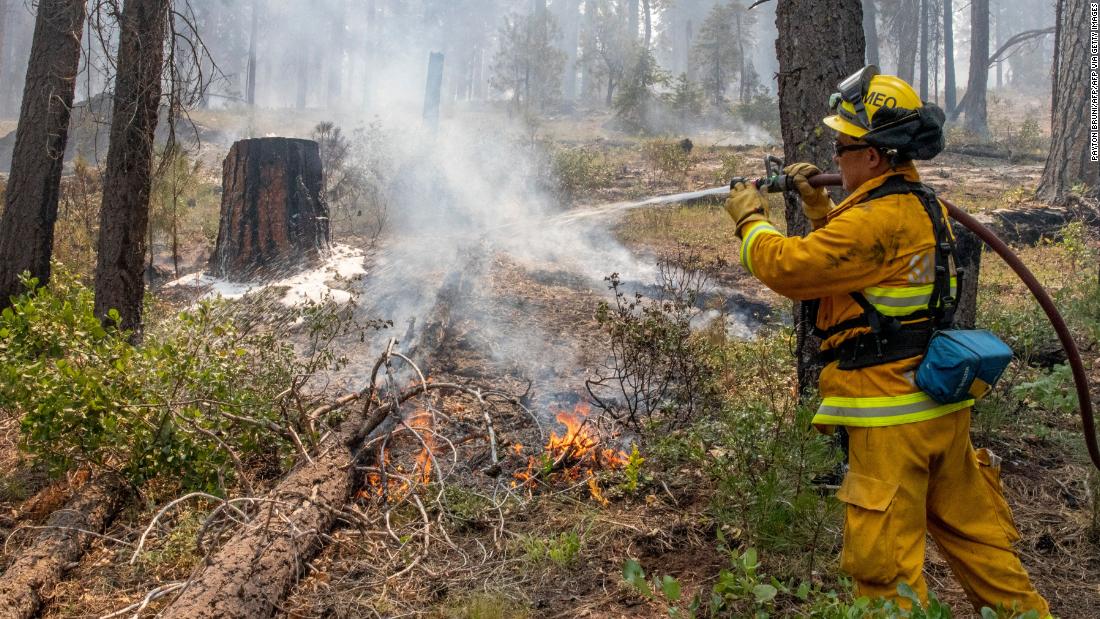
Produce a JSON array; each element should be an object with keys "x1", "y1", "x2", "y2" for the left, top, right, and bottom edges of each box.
[
  {"x1": 93, "y1": 0, "x2": 169, "y2": 337},
  {"x1": 863, "y1": 0, "x2": 879, "y2": 65},
  {"x1": 960, "y1": 0, "x2": 989, "y2": 135},
  {"x1": 944, "y1": 0, "x2": 956, "y2": 113},
  {"x1": 0, "y1": 0, "x2": 86, "y2": 308},
  {"x1": 775, "y1": 0, "x2": 865, "y2": 397},
  {"x1": 1036, "y1": 0, "x2": 1098, "y2": 202},
  {"x1": 951, "y1": 223, "x2": 982, "y2": 329},
  {"x1": 211, "y1": 138, "x2": 330, "y2": 281}
]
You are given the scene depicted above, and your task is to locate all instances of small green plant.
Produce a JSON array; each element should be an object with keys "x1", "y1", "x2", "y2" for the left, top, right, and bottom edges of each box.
[
  {"x1": 620, "y1": 444, "x2": 645, "y2": 494},
  {"x1": 1012, "y1": 363, "x2": 1077, "y2": 415},
  {"x1": 435, "y1": 592, "x2": 529, "y2": 619},
  {"x1": 521, "y1": 530, "x2": 582, "y2": 568}
]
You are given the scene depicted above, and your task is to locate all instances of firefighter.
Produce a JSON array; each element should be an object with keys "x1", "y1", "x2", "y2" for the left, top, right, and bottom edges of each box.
[{"x1": 723, "y1": 66, "x2": 1050, "y2": 615}]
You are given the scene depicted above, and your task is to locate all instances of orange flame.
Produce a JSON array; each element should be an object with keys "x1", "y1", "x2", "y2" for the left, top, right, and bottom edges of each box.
[{"x1": 515, "y1": 403, "x2": 629, "y2": 489}]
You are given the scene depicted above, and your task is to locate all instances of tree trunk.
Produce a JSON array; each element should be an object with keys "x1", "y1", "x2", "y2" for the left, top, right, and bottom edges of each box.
[
  {"x1": 211, "y1": 138, "x2": 330, "y2": 281},
  {"x1": 919, "y1": 0, "x2": 929, "y2": 99},
  {"x1": 0, "y1": 478, "x2": 123, "y2": 619},
  {"x1": 993, "y1": 0, "x2": 1002, "y2": 87},
  {"x1": 93, "y1": 0, "x2": 169, "y2": 337},
  {"x1": 895, "y1": 0, "x2": 919, "y2": 83},
  {"x1": 863, "y1": 0, "x2": 879, "y2": 65},
  {"x1": 245, "y1": 0, "x2": 259, "y2": 105},
  {"x1": 628, "y1": 0, "x2": 638, "y2": 39},
  {"x1": 737, "y1": 12, "x2": 747, "y2": 102},
  {"x1": 0, "y1": 0, "x2": 8, "y2": 108},
  {"x1": 295, "y1": 46, "x2": 309, "y2": 110},
  {"x1": 580, "y1": 0, "x2": 595, "y2": 99},
  {"x1": 951, "y1": 223, "x2": 982, "y2": 329},
  {"x1": 1036, "y1": 0, "x2": 1098, "y2": 203},
  {"x1": 0, "y1": 0, "x2": 86, "y2": 309},
  {"x1": 944, "y1": 0, "x2": 956, "y2": 113},
  {"x1": 327, "y1": 0, "x2": 345, "y2": 107},
  {"x1": 775, "y1": 0, "x2": 866, "y2": 398},
  {"x1": 961, "y1": 0, "x2": 989, "y2": 135},
  {"x1": 555, "y1": 0, "x2": 580, "y2": 102},
  {"x1": 159, "y1": 410, "x2": 368, "y2": 619},
  {"x1": 642, "y1": 0, "x2": 651, "y2": 49}
]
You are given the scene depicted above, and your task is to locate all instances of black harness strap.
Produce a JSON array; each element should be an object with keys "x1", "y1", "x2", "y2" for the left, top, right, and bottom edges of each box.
[{"x1": 810, "y1": 175, "x2": 961, "y2": 369}]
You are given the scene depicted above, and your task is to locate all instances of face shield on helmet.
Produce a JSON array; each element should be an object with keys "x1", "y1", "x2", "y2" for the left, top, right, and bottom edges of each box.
[{"x1": 829, "y1": 64, "x2": 879, "y2": 132}]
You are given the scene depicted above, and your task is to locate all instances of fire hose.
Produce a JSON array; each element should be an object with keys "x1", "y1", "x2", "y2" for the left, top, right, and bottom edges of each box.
[{"x1": 735, "y1": 162, "x2": 1100, "y2": 472}]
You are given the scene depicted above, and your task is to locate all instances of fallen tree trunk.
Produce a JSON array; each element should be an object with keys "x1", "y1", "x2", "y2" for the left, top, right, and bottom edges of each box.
[
  {"x1": 160, "y1": 378, "x2": 454, "y2": 618},
  {"x1": 975, "y1": 202, "x2": 1100, "y2": 245},
  {"x1": 944, "y1": 143, "x2": 1045, "y2": 162},
  {"x1": 159, "y1": 407, "x2": 381, "y2": 618},
  {"x1": 0, "y1": 477, "x2": 123, "y2": 618}
]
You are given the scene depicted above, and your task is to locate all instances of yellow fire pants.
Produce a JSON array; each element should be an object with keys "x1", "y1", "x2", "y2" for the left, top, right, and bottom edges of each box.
[{"x1": 838, "y1": 409, "x2": 1050, "y2": 616}]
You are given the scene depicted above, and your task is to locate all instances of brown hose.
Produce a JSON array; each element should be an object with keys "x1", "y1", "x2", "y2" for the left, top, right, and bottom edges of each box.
[{"x1": 801, "y1": 172, "x2": 1100, "y2": 471}]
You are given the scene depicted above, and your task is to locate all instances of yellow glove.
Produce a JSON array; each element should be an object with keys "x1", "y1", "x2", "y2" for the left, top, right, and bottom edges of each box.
[
  {"x1": 724, "y1": 181, "x2": 769, "y2": 236},
  {"x1": 784, "y1": 162, "x2": 834, "y2": 223}
]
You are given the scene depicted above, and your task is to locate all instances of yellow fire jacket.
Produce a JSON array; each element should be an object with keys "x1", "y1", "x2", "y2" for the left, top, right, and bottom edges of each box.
[{"x1": 738, "y1": 164, "x2": 973, "y2": 427}]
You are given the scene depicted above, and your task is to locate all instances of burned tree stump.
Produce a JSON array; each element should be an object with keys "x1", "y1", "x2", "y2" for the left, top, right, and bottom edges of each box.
[{"x1": 211, "y1": 138, "x2": 330, "y2": 281}]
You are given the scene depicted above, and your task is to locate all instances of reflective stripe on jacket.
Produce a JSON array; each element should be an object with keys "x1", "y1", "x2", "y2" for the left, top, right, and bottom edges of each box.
[{"x1": 738, "y1": 164, "x2": 973, "y2": 427}]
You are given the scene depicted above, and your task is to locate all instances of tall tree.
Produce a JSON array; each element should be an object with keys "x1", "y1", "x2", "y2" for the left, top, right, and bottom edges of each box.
[
  {"x1": 943, "y1": 0, "x2": 956, "y2": 112},
  {"x1": 775, "y1": 0, "x2": 865, "y2": 396},
  {"x1": 863, "y1": 0, "x2": 879, "y2": 65},
  {"x1": 919, "y1": 0, "x2": 929, "y2": 98},
  {"x1": 691, "y1": 2, "x2": 739, "y2": 107},
  {"x1": 327, "y1": 0, "x2": 345, "y2": 106},
  {"x1": 555, "y1": 0, "x2": 581, "y2": 101},
  {"x1": 0, "y1": 0, "x2": 8, "y2": 105},
  {"x1": 893, "y1": 0, "x2": 919, "y2": 83},
  {"x1": 0, "y1": 0, "x2": 86, "y2": 308},
  {"x1": 960, "y1": 0, "x2": 989, "y2": 134},
  {"x1": 93, "y1": 0, "x2": 170, "y2": 336},
  {"x1": 245, "y1": 0, "x2": 259, "y2": 105},
  {"x1": 1036, "y1": 0, "x2": 1098, "y2": 203}
]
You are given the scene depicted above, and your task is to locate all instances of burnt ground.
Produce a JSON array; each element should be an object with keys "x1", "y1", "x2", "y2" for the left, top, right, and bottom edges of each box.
[{"x1": 0, "y1": 126, "x2": 1097, "y2": 618}]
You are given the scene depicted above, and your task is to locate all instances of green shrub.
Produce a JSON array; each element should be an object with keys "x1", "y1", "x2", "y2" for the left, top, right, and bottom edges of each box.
[
  {"x1": 640, "y1": 139, "x2": 696, "y2": 187},
  {"x1": 0, "y1": 267, "x2": 347, "y2": 493},
  {"x1": 550, "y1": 147, "x2": 616, "y2": 204}
]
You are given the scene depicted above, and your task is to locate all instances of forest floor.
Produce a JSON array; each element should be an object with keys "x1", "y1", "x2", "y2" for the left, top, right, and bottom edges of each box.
[{"x1": 0, "y1": 102, "x2": 1096, "y2": 618}]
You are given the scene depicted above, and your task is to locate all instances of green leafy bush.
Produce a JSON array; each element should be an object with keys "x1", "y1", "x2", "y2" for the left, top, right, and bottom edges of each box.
[
  {"x1": 640, "y1": 139, "x2": 697, "y2": 187},
  {"x1": 0, "y1": 268, "x2": 347, "y2": 493},
  {"x1": 549, "y1": 146, "x2": 616, "y2": 204}
]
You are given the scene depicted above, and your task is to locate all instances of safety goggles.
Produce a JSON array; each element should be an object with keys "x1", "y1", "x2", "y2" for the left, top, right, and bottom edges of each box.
[
  {"x1": 833, "y1": 141, "x2": 874, "y2": 156},
  {"x1": 829, "y1": 64, "x2": 879, "y2": 130}
]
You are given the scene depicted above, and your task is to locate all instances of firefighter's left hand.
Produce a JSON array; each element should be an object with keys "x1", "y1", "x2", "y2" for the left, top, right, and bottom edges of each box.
[{"x1": 724, "y1": 181, "x2": 769, "y2": 235}]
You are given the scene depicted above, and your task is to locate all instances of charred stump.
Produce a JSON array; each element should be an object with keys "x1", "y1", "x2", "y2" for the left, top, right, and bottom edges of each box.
[{"x1": 211, "y1": 138, "x2": 330, "y2": 281}]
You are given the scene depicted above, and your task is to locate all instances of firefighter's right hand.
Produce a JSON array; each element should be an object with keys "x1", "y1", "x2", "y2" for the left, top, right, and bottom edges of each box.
[
  {"x1": 724, "y1": 181, "x2": 769, "y2": 236},
  {"x1": 784, "y1": 163, "x2": 834, "y2": 222}
]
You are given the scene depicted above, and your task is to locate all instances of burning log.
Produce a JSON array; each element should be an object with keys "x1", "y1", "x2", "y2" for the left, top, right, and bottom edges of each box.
[{"x1": 210, "y1": 137, "x2": 330, "y2": 281}]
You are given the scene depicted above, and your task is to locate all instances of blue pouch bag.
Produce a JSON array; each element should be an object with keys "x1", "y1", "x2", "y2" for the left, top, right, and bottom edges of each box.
[{"x1": 916, "y1": 329, "x2": 1013, "y2": 404}]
